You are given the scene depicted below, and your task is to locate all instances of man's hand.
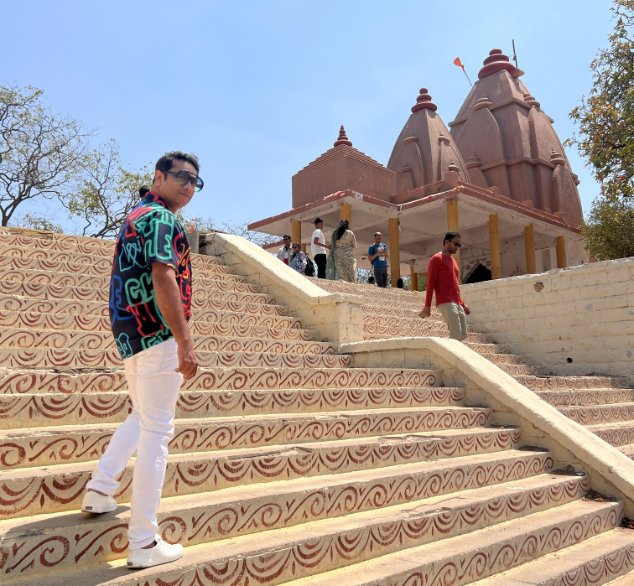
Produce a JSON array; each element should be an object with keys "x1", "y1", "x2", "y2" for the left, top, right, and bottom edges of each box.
[
  {"x1": 463, "y1": 304, "x2": 471, "y2": 315},
  {"x1": 152, "y1": 262, "x2": 198, "y2": 383},
  {"x1": 177, "y1": 340, "x2": 198, "y2": 380},
  {"x1": 419, "y1": 306, "x2": 431, "y2": 319}
]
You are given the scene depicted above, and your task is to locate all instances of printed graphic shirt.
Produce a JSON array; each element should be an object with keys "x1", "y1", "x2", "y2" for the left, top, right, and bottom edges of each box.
[{"x1": 109, "y1": 192, "x2": 192, "y2": 359}]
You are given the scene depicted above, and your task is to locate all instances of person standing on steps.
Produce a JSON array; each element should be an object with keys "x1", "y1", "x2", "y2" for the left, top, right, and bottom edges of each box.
[
  {"x1": 81, "y1": 151, "x2": 202, "y2": 570},
  {"x1": 367, "y1": 231, "x2": 389, "y2": 287},
  {"x1": 419, "y1": 231, "x2": 471, "y2": 341},
  {"x1": 277, "y1": 235, "x2": 292, "y2": 265},
  {"x1": 311, "y1": 218, "x2": 329, "y2": 278}
]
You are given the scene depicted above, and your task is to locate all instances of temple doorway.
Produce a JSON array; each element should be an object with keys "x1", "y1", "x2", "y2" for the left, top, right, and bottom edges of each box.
[{"x1": 464, "y1": 262, "x2": 492, "y2": 284}]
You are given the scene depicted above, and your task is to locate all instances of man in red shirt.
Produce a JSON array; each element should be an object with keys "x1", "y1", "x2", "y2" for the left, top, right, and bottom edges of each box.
[{"x1": 419, "y1": 232, "x2": 471, "y2": 341}]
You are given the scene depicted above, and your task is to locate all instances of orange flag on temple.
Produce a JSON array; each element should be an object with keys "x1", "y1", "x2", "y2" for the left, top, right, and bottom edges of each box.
[{"x1": 453, "y1": 57, "x2": 465, "y2": 69}]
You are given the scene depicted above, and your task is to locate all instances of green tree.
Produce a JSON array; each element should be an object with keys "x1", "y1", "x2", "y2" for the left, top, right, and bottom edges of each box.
[
  {"x1": 570, "y1": 0, "x2": 634, "y2": 201},
  {"x1": 582, "y1": 194, "x2": 634, "y2": 260},
  {"x1": 0, "y1": 85, "x2": 90, "y2": 226},
  {"x1": 64, "y1": 139, "x2": 152, "y2": 239}
]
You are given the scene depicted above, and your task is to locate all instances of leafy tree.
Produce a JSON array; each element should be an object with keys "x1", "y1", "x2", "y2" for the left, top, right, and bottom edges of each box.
[
  {"x1": 0, "y1": 85, "x2": 90, "y2": 226},
  {"x1": 65, "y1": 139, "x2": 152, "y2": 239},
  {"x1": 582, "y1": 194, "x2": 634, "y2": 260},
  {"x1": 183, "y1": 214, "x2": 278, "y2": 247},
  {"x1": 570, "y1": 0, "x2": 634, "y2": 202}
]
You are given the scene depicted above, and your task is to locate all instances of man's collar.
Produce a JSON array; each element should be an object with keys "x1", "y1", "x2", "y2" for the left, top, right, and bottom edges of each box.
[{"x1": 144, "y1": 191, "x2": 169, "y2": 209}]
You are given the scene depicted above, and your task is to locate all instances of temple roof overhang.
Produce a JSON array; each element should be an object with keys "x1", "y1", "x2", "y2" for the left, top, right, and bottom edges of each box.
[{"x1": 248, "y1": 183, "x2": 582, "y2": 272}]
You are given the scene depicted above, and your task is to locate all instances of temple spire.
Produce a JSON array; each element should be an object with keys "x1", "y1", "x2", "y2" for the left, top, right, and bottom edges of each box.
[
  {"x1": 334, "y1": 125, "x2": 352, "y2": 147},
  {"x1": 411, "y1": 88, "x2": 438, "y2": 113}
]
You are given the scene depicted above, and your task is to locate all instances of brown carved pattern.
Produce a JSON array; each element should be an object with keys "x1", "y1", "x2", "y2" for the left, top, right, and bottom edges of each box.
[
  {"x1": 0, "y1": 371, "x2": 126, "y2": 395},
  {"x1": 560, "y1": 405, "x2": 634, "y2": 426},
  {"x1": 593, "y1": 427, "x2": 634, "y2": 448},
  {"x1": 385, "y1": 509, "x2": 621, "y2": 586},
  {"x1": 0, "y1": 233, "x2": 114, "y2": 256},
  {"x1": 191, "y1": 321, "x2": 313, "y2": 340},
  {"x1": 0, "y1": 309, "x2": 107, "y2": 332},
  {"x1": 0, "y1": 247, "x2": 112, "y2": 271},
  {"x1": 363, "y1": 315, "x2": 448, "y2": 338},
  {"x1": 0, "y1": 347, "x2": 121, "y2": 369},
  {"x1": 0, "y1": 387, "x2": 464, "y2": 430},
  {"x1": 551, "y1": 545, "x2": 634, "y2": 586},
  {"x1": 517, "y1": 376, "x2": 628, "y2": 392},
  {"x1": 0, "y1": 427, "x2": 522, "y2": 517},
  {"x1": 0, "y1": 268, "x2": 108, "y2": 290},
  {"x1": 1, "y1": 406, "x2": 485, "y2": 468},
  {"x1": 537, "y1": 390, "x2": 634, "y2": 407},
  {"x1": 0, "y1": 328, "x2": 110, "y2": 350},
  {"x1": 497, "y1": 364, "x2": 543, "y2": 376},
  {"x1": 0, "y1": 348, "x2": 350, "y2": 371},
  {"x1": 0, "y1": 452, "x2": 556, "y2": 576},
  {"x1": 193, "y1": 337, "x2": 333, "y2": 355},
  {"x1": 188, "y1": 367, "x2": 439, "y2": 391},
  {"x1": 0, "y1": 393, "x2": 131, "y2": 427},
  {"x1": 0, "y1": 295, "x2": 107, "y2": 317}
]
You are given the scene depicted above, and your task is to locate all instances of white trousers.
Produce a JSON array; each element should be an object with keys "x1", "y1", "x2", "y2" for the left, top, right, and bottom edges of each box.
[
  {"x1": 438, "y1": 302, "x2": 468, "y2": 341},
  {"x1": 86, "y1": 338, "x2": 182, "y2": 549}
]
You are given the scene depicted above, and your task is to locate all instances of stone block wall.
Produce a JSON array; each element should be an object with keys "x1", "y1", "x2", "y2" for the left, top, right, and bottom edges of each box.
[{"x1": 462, "y1": 257, "x2": 634, "y2": 384}]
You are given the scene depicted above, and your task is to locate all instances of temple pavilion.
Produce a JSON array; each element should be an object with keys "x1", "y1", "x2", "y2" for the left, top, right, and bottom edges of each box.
[{"x1": 248, "y1": 49, "x2": 587, "y2": 286}]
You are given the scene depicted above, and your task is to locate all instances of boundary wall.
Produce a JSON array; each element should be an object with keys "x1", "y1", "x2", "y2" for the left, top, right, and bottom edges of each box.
[{"x1": 461, "y1": 257, "x2": 634, "y2": 385}]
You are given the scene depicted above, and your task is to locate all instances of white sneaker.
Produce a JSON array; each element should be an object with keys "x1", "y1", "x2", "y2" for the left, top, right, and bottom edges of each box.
[
  {"x1": 81, "y1": 491, "x2": 117, "y2": 514},
  {"x1": 127, "y1": 535, "x2": 183, "y2": 569}
]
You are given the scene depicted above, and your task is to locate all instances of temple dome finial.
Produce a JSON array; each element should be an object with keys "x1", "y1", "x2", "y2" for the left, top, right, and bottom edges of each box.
[
  {"x1": 334, "y1": 125, "x2": 352, "y2": 147},
  {"x1": 411, "y1": 88, "x2": 437, "y2": 113},
  {"x1": 478, "y1": 48, "x2": 517, "y2": 79}
]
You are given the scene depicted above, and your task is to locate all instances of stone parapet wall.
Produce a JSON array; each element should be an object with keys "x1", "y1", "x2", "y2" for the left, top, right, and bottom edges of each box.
[
  {"x1": 201, "y1": 232, "x2": 365, "y2": 345},
  {"x1": 462, "y1": 258, "x2": 634, "y2": 385}
]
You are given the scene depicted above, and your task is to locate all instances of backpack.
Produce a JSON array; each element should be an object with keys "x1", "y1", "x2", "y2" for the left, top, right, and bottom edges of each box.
[{"x1": 304, "y1": 257, "x2": 315, "y2": 277}]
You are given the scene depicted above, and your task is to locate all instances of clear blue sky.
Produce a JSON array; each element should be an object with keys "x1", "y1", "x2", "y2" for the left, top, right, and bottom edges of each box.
[{"x1": 1, "y1": 0, "x2": 615, "y2": 232}]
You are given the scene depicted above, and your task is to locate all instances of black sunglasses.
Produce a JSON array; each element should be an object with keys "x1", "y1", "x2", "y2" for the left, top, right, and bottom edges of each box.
[{"x1": 164, "y1": 170, "x2": 204, "y2": 192}]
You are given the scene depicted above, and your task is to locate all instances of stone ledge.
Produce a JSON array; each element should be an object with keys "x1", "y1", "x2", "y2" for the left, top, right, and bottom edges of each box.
[{"x1": 203, "y1": 233, "x2": 365, "y2": 344}]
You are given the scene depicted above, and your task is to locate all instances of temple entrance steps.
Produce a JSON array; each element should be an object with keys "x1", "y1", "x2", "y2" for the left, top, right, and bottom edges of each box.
[
  {"x1": 1, "y1": 229, "x2": 634, "y2": 584},
  {"x1": 314, "y1": 278, "x2": 634, "y2": 459}
]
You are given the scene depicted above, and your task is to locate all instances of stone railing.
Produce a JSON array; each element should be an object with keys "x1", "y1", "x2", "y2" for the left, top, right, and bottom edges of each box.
[{"x1": 201, "y1": 232, "x2": 364, "y2": 345}]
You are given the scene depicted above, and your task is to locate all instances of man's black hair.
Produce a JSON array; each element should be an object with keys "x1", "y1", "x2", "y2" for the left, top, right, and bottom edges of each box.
[
  {"x1": 314, "y1": 218, "x2": 323, "y2": 225},
  {"x1": 443, "y1": 231, "x2": 461, "y2": 245},
  {"x1": 155, "y1": 151, "x2": 200, "y2": 174}
]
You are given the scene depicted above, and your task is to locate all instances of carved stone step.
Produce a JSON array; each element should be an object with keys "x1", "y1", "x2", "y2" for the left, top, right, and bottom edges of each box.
[
  {"x1": 469, "y1": 527, "x2": 634, "y2": 585},
  {"x1": 0, "y1": 404, "x2": 489, "y2": 468},
  {"x1": 0, "y1": 326, "x2": 333, "y2": 355},
  {"x1": 517, "y1": 375, "x2": 630, "y2": 391},
  {"x1": 0, "y1": 449, "x2": 553, "y2": 581},
  {"x1": 0, "y1": 366, "x2": 442, "y2": 395},
  {"x1": 0, "y1": 309, "x2": 316, "y2": 340},
  {"x1": 1, "y1": 426, "x2": 520, "y2": 518},
  {"x1": 0, "y1": 347, "x2": 352, "y2": 370},
  {"x1": 280, "y1": 499, "x2": 622, "y2": 586},
  {"x1": 558, "y1": 403, "x2": 634, "y2": 426},
  {"x1": 536, "y1": 388, "x2": 634, "y2": 406},
  {"x1": 1, "y1": 386, "x2": 465, "y2": 428}
]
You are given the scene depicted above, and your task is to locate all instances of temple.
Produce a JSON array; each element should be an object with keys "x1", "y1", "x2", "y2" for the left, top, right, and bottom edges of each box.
[{"x1": 248, "y1": 49, "x2": 587, "y2": 286}]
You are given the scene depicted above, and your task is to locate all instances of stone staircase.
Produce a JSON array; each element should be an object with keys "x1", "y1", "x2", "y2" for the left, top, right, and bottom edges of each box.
[
  {"x1": 1, "y1": 231, "x2": 634, "y2": 585},
  {"x1": 316, "y1": 278, "x2": 634, "y2": 460}
]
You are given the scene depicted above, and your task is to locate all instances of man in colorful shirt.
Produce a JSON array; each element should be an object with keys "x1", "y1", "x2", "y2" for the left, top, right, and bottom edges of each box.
[
  {"x1": 82, "y1": 151, "x2": 203, "y2": 569},
  {"x1": 419, "y1": 231, "x2": 471, "y2": 341}
]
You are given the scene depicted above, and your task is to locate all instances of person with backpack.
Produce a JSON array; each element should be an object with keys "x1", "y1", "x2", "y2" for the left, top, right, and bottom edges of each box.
[{"x1": 289, "y1": 242, "x2": 307, "y2": 274}]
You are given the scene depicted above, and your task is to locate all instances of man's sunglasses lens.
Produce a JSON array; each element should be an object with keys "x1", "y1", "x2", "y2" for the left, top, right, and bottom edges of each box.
[{"x1": 169, "y1": 170, "x2": 204, "y2": 191}]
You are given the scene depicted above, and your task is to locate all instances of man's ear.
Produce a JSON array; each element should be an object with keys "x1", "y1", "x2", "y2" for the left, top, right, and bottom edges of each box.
[{"x1": 152, "y1": 169, "x2": 162, "y2": 188}]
